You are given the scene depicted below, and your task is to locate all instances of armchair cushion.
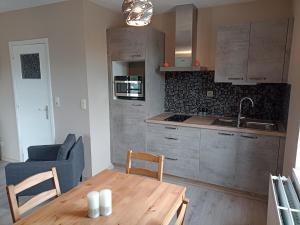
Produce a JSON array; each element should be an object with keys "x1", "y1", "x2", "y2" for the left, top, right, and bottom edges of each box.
[{"x1": 57, "y1": 134, "x2": 76, "y2": 160}]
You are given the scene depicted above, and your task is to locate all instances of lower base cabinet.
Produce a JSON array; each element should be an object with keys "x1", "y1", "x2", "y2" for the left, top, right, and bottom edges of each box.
[
  {"x1": 199, "y1": 129, "x2": 280, "y2": 195},
  {"x1": 146, "y1": 124, "x2": 200, "y2": 180},
  {"x1": 199, "y1": 130, "x2": 239, "y2": 189}
]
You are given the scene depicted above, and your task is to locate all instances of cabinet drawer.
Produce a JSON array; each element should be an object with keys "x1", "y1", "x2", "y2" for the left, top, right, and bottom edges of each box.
[
  {"x1": 147, "y1": 151, "x2": 199, "y2": 180},
  {"x1": 147, "y1": 133, "x2": 199, "y2": 157},
  {"x1": 147, "y1": 123, "x2": 200, "y2": 138}
]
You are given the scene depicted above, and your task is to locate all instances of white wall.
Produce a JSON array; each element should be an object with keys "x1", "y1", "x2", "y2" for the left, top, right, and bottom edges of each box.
[
  {"x1": 0, "y1": 0, "x2": 122, "y2": 177},
  {"x1": 0, "y1": 0, "x2": 91, "y2": 172},
  {"x1": 83, "y1": 0, "x2": 123, "y2": 175},
  {"x1": 283, "y1": 0, "x2": 300, "y2": 175}
]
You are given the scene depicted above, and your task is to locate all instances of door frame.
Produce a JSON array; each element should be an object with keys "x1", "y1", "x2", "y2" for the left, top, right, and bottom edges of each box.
[{"x1": 9, "y1": 38, "x2": 55, "y2": 162}]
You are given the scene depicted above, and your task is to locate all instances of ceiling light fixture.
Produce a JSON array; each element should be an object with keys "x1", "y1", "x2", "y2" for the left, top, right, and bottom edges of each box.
[{"x1": 122, "y1": 0, "x2": 154, "y2": 27}]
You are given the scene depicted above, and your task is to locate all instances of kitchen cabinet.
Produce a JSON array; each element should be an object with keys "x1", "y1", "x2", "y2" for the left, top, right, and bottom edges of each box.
[
  {"x1": 108, "y1": 27, "x2": 146, "y2": 61},
  {"x1": 199, "y1": 130, "x2": 239, "y2": 188},
  {"x1": 215, "y1": 24, "x2": 250, "y2": 83},
  {"x1": 247, "y1": 19, "x2": 289, "y2": 83},
  {"x1": 146, "y1": 124, "x2": 200, "y2": 180},
  {"x1": 145, "y1": 121, "x2": 284, "y2": 194},
  {"x1": 107, "y1": 27, "x2": 165, "y2": 167},
  {"x1": 110, "y1": 100, "x2": 146, "y2": 165},
  {"x1": 236, "y1": 133, "x2": 279, "y2": 194},
  {"x1": 215, "y1": 19, "x2": 292, "y2": 84},
  {"x1": 199, "y1": 129, "x2": 280, "y2": 194}
]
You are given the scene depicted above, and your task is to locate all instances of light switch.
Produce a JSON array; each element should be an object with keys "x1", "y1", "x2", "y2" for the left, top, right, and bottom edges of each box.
[
  {"x1": 55, "y1": 97, "x2": 61, "y2": 107},
  {"x1": 81, "y1": 99, "x2": 87, "y2": 110}
]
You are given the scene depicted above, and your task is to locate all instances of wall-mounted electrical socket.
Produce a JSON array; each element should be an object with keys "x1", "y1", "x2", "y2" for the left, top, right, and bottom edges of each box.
[{"x1": 207, "y1": 91, "x2": 214, "y2": 97}]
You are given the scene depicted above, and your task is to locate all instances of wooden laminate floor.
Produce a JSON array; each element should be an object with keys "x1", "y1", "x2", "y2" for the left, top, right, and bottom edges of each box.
[{"x1": 0, "y1": 161, "x2": 267, "y2": 225}]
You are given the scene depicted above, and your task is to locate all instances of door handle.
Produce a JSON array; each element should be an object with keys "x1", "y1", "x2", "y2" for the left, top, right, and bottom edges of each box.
[{"x1": 38, "y1": 105, "x2": 49, "y2": 119}]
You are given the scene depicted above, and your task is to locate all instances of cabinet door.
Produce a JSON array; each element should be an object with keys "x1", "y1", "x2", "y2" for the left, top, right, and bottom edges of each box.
[
  {"x1": 247, "y1": 19, "x2": 289, "y2": 83},
  {"x1": 110, "y1": 101, "x2": 146, "y2": 165},
  {"x1": 236, "y1": 133, "x2": 279, "y2": 194},
  {"x1": 215, "y1": 24, "x2": 250, "y2": 83},
  {"x1": 199, "y1": 129, "x2": 239, "y2": 188},
  {"x1": 108, "y1": 27, "x2": 146, "y2": 61}
]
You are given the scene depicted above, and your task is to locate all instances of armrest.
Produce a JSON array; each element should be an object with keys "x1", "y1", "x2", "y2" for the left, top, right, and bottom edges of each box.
[
  {"x1": 5, "y1": 161, "x2": 76, "y2": 195},
  {"x1": 28, "y1": 144, "x2": 61, "y2": 161}
]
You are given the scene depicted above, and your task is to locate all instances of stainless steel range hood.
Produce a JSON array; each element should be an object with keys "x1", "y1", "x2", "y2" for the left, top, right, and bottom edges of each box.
[{"x1": 160, "y1": 4, "x2": 207, "y2": 72}]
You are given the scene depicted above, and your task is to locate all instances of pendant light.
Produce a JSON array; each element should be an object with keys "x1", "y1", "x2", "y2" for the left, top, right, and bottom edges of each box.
[{"x1": 122, "y1": 0, "x2": 154, "y2": 27}]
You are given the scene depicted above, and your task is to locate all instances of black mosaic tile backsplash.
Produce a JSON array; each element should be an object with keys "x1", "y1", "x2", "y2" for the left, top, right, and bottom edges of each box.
[{"x1": 165, "y1": 71, "x2": 291, "y2": 126}]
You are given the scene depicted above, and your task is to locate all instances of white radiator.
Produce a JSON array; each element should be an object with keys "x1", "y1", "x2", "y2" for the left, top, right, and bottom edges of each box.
[{"x1": 267, "y1": 170, "x2": 300, "y2": 225}]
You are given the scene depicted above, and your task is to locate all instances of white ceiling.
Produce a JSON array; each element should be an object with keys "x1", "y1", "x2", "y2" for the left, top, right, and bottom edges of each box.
[
  {"x1": 91, "y1": 0, "x2": 256, "y2": 13},
  {"x1": 0, "y1": 0, "x2": 256, "y2": 14}
]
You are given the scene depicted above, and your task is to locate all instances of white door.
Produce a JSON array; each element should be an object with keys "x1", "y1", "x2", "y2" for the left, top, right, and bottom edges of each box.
[{"x1": 10, "y1": 40, "x2": 55, "y2": 161}]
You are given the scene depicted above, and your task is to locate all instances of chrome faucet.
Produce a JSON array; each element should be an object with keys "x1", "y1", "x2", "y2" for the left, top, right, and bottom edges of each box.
[{"x1": 237, "y1": 97, "x2": 254, "y2": 128}]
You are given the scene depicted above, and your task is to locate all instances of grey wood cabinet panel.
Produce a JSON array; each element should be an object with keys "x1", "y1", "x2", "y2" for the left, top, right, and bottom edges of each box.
[
  {"x1": 215, "y1": 24, "x2": 251, "y2": 83},
  {"x1": 199, "y1": 129, "x2": 239, "y2": 188},
  {"x1": 146, "y1": 123, "x2": 200, "y2": 179},
  {"x1": 110, "y1": 100, "x2": 146, "y2": 165},
  {"x1": 236, "y1": 133, "x2": 279, "y2": 194},
  {"x1": 247, "y1": 19, "x2": 289, "y2": 83},
  {"x1": 108, "y1": 27, "x2": 146, "y2": 61},
  {"x1": 147, "y1": 123, "x2": 200, "y2": 139}
]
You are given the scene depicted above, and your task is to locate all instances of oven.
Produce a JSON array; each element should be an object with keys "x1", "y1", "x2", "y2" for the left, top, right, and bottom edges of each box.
[{"x1": 114, "y1": 76, "x2": 144, "y2": 100}]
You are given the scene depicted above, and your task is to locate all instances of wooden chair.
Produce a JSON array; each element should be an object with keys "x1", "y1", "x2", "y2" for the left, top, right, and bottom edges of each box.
[
  {"x1": 175, "y1": 198, "x2": 189, "y2": 225},
  {"x1": 6, "y1": 167, "x2": 61, "y2": 223},
  {"x1": 126, "y1": 150, "x2": 164, "y2": 181}
]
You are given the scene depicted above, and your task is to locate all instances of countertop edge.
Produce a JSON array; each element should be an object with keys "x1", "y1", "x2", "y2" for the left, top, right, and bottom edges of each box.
[{"x1": 145, "y1": 115, "x2": 287, "y2": 138}]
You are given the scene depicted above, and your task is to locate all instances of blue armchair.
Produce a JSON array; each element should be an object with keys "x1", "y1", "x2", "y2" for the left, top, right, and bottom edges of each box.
[{"x1": 5, "y1": 135, "x2": 85, "y2": 196}]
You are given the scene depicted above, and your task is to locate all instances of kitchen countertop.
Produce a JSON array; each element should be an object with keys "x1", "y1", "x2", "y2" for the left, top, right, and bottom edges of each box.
[{"x1": 146, "y1": 113, "x2": 286, "y2": 137}]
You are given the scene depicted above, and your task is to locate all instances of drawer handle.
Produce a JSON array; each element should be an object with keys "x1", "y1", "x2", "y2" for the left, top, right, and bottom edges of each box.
[
  {"x1": 132, "y1": 54, "x2": 142, "y2": 57},
  {"x1": 165, "y1": 157, "x2": 178, "y2": 161},
  {"x1": 228, "y1": 77, "x2": 243, "y2": 81},
  {"x1": 165, "y1": 137, "x2": 178, "y2": 141},
  {"x1": 218, "y1": 132, "x2": 234, "y2": 136},
  {"x1": 240, "y1": 135, "x2": 258, "y2": 139},
  {"x1": 132, "y1": 104, "x2": 143, "y2": 107},
  {"x1": 249, "y1": 77, "x2": 267, "y2": 81},
  {"x1": 165, "y1": 126, "x2": 177, "y2": 130}
]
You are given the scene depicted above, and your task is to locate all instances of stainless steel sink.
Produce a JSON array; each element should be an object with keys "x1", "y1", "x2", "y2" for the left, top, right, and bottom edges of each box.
[
  {"x1": 242, "y1": 121, "x2": 278, "y2": 131},
  {"x1": 212, "y1": 118, "x2": 238, "y2": 127},
  {"x1": 212, "y1": 118, "x2": 278, "y2": 131}
]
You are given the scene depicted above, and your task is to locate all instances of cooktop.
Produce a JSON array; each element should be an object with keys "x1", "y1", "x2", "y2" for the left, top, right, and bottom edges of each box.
[{"x1": 164, "y1": 115, "x2": 192, "y2": 122}]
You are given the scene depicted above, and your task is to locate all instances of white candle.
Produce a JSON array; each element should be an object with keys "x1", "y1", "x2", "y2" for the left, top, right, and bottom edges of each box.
[
  {"x1": 87, "y1": 191, "x2": 100, "y2": 218},
  {"x1": 99, "y1": 189, "x2": 112, "y2": 216}
]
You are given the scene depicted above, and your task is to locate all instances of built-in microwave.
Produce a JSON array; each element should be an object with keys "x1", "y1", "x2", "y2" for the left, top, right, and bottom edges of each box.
[{"x1": 114, "y1": 76, "x2": 144, "y2": 100}]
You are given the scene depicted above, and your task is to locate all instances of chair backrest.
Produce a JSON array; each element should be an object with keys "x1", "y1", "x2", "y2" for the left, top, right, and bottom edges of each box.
[
  {"x1": 6, "y1": 167, "x2": 61, "y2": 223},
  {"x1": 68, "y1": 136, "x2": 85, "y2": 183},
  {"x1": 126, "y1": 150, "x2": 164, "y2": 181},
  {"x1": 175, "y1": 198, "x2": 189, "y2": 225}
]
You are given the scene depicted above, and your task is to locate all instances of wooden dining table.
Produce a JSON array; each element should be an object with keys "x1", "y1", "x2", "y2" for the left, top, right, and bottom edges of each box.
[{"x1": 15, "y1": 170, "x2": 186, "y2": 225}]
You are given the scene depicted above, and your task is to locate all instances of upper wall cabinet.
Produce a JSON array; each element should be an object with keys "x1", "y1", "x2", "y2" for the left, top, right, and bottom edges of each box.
[
  {"x1": 215, "y1": 19, "x2": 293, "y2": 84},
  {"x1": 248, "y1": 19, "x2": 289, "y2": 83},
  {"x1": 108, "y1": 27, "x2": 146, "y2": 61},
  {"x1": 215, "y1": 24, "x2": 250, "y2": 83}
]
